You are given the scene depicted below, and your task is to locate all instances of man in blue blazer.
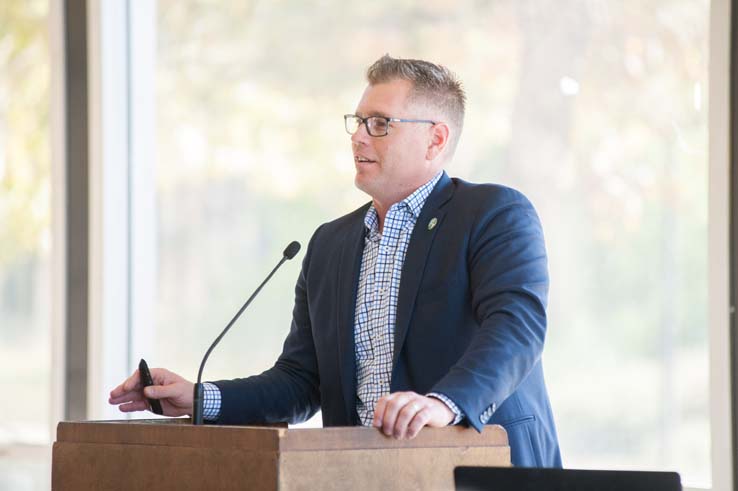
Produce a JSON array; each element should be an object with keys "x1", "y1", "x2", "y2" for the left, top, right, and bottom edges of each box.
[{"x1": 110, "y1": 55, "x2": 561, "y2": 468}]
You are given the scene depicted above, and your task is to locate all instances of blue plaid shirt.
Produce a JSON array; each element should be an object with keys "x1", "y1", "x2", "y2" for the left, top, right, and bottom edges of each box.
[
  {"x1": 202, "y1": 171, "x2": 463, "y2": 425},
  {"x1": 354, "y1": 171, "x2": 462, "y2": 425}
]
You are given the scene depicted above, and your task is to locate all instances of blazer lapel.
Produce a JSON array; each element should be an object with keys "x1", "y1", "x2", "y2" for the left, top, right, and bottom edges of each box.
[
  {"x1": 335, "y1": 205, "x2": 369, "y2": 424},
  {"x1": 393, "y1": 172, "x2": 455, "y2": 369}
]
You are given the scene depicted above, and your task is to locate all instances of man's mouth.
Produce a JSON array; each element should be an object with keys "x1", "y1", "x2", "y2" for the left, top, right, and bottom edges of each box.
[{"x1": 355, "y1": 156, "x2": 377, "y2": 164}]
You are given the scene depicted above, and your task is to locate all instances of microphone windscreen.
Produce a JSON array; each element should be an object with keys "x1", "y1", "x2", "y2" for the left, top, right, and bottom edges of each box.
[{"x1": 283, "y1": 241, "x2": 301, "y2": 260}]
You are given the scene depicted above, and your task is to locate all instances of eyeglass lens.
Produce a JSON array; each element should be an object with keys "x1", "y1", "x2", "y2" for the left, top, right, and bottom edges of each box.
[{"x1": 345, "y1": 115, "x2": 389, "y2": 136}]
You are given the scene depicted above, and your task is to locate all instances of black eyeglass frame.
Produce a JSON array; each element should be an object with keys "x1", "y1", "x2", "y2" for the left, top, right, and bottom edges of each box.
[{"x1": 343, "y1": 114, "x2": 437, "y2": 137}]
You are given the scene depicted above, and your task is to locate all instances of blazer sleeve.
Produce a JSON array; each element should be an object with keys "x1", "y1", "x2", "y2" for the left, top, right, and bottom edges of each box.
[
  {"x1": 430, "y1": 190, "x2": 549, "y2": 431},
  {"x1": 211, "y1": 226, "x2": 323, "y2": 425}
]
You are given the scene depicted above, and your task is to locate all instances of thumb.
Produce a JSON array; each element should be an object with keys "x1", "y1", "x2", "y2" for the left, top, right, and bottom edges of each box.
[{"x1": 144, "y1": 383, "x2": 182, "y2": 400}]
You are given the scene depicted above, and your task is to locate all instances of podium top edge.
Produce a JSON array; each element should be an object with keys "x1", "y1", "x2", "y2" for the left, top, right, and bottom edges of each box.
[{"x1": 55, "y1": 420, "x2": 508, "y2": 451}]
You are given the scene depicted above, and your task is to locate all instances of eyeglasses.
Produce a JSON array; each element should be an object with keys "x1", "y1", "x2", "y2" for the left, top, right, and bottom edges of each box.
[{"x1": 343, "y1": 114, "x2": 437, "y2": 137}]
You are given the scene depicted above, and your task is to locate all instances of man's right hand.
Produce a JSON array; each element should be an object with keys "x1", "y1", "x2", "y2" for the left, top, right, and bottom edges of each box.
[{"x1": 108, "y1": 367, "x2": 194, "y2": 417}]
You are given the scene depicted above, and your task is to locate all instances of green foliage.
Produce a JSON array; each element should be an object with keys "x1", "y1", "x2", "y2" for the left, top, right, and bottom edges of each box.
[{"x1": 0, "y1": 0, "x2": 50, "y2": 267}]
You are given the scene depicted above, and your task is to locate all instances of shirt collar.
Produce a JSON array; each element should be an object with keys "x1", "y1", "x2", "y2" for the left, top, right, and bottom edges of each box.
[
  {"x1": 402, "y1": 171, "x2": 443, "y2": 218},
  {"x1": 363, "y1": 171, "x2": 443, "y2": 233}
]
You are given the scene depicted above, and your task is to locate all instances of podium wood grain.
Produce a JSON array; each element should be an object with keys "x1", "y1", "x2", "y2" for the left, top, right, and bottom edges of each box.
[{"x1": 52, "y1": 419, "x2": 510, "y2": 490}]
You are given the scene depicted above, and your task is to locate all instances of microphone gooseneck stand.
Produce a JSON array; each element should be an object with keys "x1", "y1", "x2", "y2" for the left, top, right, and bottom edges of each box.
[{"x1": 192, "y1": 241, "x2": 301, "y2": 425}]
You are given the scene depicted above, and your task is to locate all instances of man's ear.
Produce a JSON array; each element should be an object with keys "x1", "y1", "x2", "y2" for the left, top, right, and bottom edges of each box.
[{"x1": 425, "y1": 122, "x2": 450, "y2": 161}]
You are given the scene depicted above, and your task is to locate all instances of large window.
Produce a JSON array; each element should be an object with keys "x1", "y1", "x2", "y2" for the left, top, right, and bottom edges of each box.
[
  {"x1": 0, "y1": 0, "x2": 723, "y2": 489},
  {"x1": 0, "y1": 1, "x2": 52, "y2": 490},
  {"x1": 137, "y1": 0, "x2": 711, "y2": 486}
]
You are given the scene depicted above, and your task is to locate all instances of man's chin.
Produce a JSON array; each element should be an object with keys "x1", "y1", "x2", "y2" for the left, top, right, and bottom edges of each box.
[
  {"x1": 354, "y1": 174, "x2": 382, "y2": 198},
  {"x1": 354, "y1": 175, "x2": 374, "y2": 196}
]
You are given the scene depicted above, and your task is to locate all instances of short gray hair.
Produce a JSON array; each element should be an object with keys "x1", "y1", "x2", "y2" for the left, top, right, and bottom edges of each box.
[{"x1": 366, "y1": 54, "x2": 466, "y2": 155}]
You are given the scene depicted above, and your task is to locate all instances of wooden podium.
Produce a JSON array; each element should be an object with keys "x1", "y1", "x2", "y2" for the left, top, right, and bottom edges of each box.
[{"x1": 52, "y1": 419, "x2": 510, "y2": 490}]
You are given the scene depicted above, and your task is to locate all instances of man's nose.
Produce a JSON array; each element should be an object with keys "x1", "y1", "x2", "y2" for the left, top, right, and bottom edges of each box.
[{"x1": 351, "y1": 122, "x2": 371, "y2": 145}]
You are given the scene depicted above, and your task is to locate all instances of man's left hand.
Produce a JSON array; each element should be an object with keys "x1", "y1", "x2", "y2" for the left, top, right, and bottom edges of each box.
[{"x1": 372, "y1": 391, "x2": 454, "y2": 439}]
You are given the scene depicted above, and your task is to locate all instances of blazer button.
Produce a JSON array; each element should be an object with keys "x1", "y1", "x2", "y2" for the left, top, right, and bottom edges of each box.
[{"x1": 479, "y1": 404, "x2": 496, "y2": 424}]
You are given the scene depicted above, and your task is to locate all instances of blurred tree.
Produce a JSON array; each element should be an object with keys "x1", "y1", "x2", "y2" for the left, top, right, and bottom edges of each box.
[
  {"x1": 150, "y1": 0, "x2": 708, "y2": 482},
  {"x1": 0, "y1": 1, "x2": 50, "y2": 268}
]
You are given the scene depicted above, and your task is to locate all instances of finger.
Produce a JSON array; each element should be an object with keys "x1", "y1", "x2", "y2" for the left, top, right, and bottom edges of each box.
[
  {"x1": 121, "y1": 370, "x2": 143, "y2": 393},
  {"x1": 373, "y1": 391, "x2": 405, "y2": 427},
  {"x1": 158, "y1": 400, "x2": 188, "y2": 418},
  {"x1": 381, "y1": 393, "x2": 413, "y2": 436},
  {"x1": 109, "y1": 371, "x2": 141, "y2": 398},
  {"x1": 144, "y1": 382, "x2": 183, "y2": 401},
  {"x1": 373, "y1": 396, "x2": 389, "y2": 427},
  {"x1": 108, "y1": 391, "x2": 145, "y2": 405},
  {"x1": 394, "y1": 400, "x2": 424, "y2": 439},
  {"x1": 406, "y1": 407, "x2": 433, "y2": 439},
  {"x1": 109, "y1": 385, "x2": 124, "y2": 399},
  {"x1": 118, "y1": 400, "x2": 149, "y2": 413},
  {"x1": 149, "y1": 368, "x2": 175, "y2": 386}
]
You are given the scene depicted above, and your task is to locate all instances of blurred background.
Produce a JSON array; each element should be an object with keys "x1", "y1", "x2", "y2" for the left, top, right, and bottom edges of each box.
[{"x1": 0, "y1": 0, "x2": 719, "y2": 489}]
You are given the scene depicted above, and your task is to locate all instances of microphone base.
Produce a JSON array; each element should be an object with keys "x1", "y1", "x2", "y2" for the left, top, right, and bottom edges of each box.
[{"x1": 192, "y1": 382, "x2": 204, "y2": 425}]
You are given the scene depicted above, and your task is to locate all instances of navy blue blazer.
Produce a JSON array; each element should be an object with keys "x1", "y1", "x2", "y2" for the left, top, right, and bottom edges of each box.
[{"x1": 214, "y1": 172, "x2": 562, "y2": 467}]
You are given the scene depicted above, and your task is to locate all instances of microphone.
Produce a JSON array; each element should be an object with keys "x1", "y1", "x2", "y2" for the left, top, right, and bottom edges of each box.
[{"x1": 192, "y1": 240, "x2": 301, "y2": 425}]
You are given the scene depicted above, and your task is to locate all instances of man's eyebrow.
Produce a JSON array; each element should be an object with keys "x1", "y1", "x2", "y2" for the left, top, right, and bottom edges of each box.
[{"x1": 355, "y1": 111, "x2": 391, "y2": 118}]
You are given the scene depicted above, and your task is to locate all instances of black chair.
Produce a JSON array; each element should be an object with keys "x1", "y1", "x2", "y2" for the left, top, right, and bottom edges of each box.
[{"x1": 455, "y1": 466, "x2": 682, "y2": 491}]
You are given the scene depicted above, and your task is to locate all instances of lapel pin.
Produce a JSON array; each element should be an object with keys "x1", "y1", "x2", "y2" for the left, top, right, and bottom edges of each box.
[{"x1": 427, "y1": 217, "x2": 438, "y2": 230}]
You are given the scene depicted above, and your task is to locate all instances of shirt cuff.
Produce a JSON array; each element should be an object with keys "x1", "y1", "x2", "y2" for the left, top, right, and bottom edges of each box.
[
  {"x1": 202, "y1": 382, "x2": 222, "y2": 421},
  {"x1": 427, "y1": 392, "x2": 464, "y2": 425}
]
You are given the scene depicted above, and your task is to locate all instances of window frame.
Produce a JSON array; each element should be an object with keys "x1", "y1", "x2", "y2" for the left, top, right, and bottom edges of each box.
[{"x1": 707, "y1": 0, "x2": 735, "y2": 490}]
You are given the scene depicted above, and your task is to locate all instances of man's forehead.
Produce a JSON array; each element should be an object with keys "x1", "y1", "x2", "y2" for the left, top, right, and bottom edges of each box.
[{"x1": 355, "y1": 80, "x2": 413, "y2": 115}]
